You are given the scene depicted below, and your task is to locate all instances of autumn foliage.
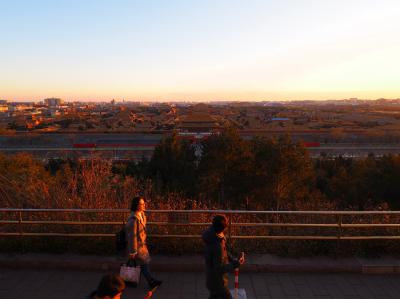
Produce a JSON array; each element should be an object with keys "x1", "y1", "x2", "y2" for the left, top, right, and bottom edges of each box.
[
  {"x1": 1, "y1": 127, "x2": 400, "y2": 255},
  {"x1": 1, "y1": 127, "x2": 399, "y2": 210}
]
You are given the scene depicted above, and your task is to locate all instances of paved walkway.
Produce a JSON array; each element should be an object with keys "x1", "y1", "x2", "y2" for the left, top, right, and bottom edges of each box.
[{"x1": 1, "y1": 268, "x2": 400, "y2": 299}]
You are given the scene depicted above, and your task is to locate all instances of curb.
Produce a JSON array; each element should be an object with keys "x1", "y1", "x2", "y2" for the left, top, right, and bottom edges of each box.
[
  {"x1": 362, "y1": 265, "x2": 400, "y2": 274},
  {"x1": 1, "y1": 254, "x2": 399, "y2": 274}
]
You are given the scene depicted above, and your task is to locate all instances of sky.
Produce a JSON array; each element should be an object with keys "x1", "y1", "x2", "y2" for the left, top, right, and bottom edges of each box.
[{"x1": 1, "y1": 0, "x2": 400, "y2": 102}]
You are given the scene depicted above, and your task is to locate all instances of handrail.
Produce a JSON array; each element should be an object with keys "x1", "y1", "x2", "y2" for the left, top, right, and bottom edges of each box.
[
  {"x1": 1, "y1": 208, "x2": 400, "y2": 215},
  {"x1": 1, "y1": 209, "x2": 400, "y2": 241}
]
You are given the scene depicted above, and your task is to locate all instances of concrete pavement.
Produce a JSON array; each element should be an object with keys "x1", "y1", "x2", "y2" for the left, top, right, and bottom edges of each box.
[
  {"x1": 2, "y1": 254, "x2": 400, "y2": 298},
  {"x1": 1, "y1": 268, "x2": 400, "y2": 298}
]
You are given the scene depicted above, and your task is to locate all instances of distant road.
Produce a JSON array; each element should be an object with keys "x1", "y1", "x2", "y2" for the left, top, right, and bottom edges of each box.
[
  {"x1": 0, "y1": 146, "x2": 155, "y2": 151},
  {"x1": 314, "y1": 146, "x2": 400, "y2": 150},
  {"x1": 2, "y1": 145, "x2": 400, "y2": 151},
  {"x1": 2, "y1": 144, "x2": 400, "y2": 160}
]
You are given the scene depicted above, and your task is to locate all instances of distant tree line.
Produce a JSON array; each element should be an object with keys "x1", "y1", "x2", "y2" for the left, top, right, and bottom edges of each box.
[{"x1": 112, "y1": 126, "x2": 400, "y2": 211}]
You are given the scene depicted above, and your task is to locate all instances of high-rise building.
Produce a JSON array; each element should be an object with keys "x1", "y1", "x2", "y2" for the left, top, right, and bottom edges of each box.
[{"x1": 44, "y1": 98, "x2": 63, "y2": 107}]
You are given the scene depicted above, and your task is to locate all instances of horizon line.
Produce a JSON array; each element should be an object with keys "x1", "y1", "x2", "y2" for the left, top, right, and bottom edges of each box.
[{"x1": 2, "y1": 97, "x2": 400, "y2": 103}]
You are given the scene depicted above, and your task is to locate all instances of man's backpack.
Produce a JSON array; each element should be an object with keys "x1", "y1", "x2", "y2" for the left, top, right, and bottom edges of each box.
[{"x1": 116, "y1": 227, "x2": 127, "y2": 251}]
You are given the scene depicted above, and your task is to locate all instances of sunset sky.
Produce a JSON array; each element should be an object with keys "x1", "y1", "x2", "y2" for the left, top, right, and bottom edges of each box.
[{"x1": 1, "y1": 0, "x2": 400, "y2": 102}]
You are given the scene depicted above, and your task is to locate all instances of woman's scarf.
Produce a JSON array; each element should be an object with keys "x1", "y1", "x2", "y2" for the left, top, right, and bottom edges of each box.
[{"x1": 134, "y1": 211, "x2": 146, "y2": 227}]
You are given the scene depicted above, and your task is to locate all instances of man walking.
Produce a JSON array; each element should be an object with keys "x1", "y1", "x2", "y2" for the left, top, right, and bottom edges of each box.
[{"x1": 202, "y1": 215, "x2": 245, "y2": 299}]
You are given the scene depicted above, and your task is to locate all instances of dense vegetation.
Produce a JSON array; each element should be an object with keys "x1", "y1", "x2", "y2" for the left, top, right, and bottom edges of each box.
[
  {"x1": 1, "y1": 126, "x2": 400, "y2": 211},
  {"x1": 2, "y1": 127, "x2": 400, "y2": 256}
]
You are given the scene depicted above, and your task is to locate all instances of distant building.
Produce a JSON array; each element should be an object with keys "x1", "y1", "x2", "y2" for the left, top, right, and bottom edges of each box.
[
  {"x1": 50, "y1": 109, "x2": 61, "y2": 117},
  {"x1": 0, "y1": 100, "x2": 8, "y2": 112},
  {"x1": 8, "y1": 104, "x2": 33, "y2": 112},
  {"x1": 44, "y1": 98, "x2": 63, "y2": 107},
  {"x1": 177, "y1": 112, "x2": 220, "y2": 132}
]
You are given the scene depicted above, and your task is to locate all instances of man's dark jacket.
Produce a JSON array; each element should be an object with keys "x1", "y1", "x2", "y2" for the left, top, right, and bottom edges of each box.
[{"x1": 202, "y1": 226, "x2": 240, "y2": 293}]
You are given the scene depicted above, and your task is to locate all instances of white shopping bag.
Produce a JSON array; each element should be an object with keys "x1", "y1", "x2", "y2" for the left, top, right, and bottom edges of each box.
[
  {"x1": 120, "y1": 261, "x2": 140, "y2": 285},
  {"x1": 230, "y1": 288, "x2": 248, "y2": 299}
]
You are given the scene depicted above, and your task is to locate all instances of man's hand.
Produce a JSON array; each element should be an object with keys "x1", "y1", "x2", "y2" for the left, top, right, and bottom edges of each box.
[
  {"x1": 238, "y1": 252, "x2": 245, "y2": 265},
  {"x1": 129, "y1": 253, "x2": 137, "y2": 260}
]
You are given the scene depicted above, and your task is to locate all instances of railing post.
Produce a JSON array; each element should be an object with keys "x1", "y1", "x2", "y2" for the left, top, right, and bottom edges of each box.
[
  {"x1": 18, "y1": 210, "x2": 24, "y2": 253},
  {"x1": 228, "y1": 214, "x2": 232, "y2": 246},
  {"x1": 336, "y1": 214, "x2": 342, "y2": 256}
]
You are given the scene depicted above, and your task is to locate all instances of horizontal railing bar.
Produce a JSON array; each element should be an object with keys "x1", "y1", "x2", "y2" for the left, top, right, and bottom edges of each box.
[
  {"x1": 0, "y1": 221, "x2": 346, "y2": 228},
  {"x1": 0, "y1": 221, "x2": 208, "y2": 226},
  {"x1": 0, "y1": 233, "x2": 115, "y2": 237},
  {"x1": 0, "y1": 233, "x2": 199, "y2": 238},
  {"x1": 2, "y1": 233, "x2": 400, "y2": 240},
  {"x1": 231, "y1": 236, "x2": 339, "y2": 240},
  {"x1": 148, "y1": 222, "x2": 209, "y2": 226},
  {"x1": 340, "y1": 236, "x2": 400, "y2": 240},
  {"x1": 341, "y1": 224, "x2": 400, "y2": 228},
  {"x1": 232, "y1": 236, "x2": 400, "y2": 240},
  {"x1": 0, "y1": 209, "x2": 129, "y2": 213},
  {"x1": 149, "y1": 234, "x2": 200, "y2": 238},
  {"x1": 0, "y1": 221, "x2": 125, "y2": 225},
  {"x1": 237, "y1": 224, "x2": 400, "y2": 229},
  {"x1": 2, "y1": 221, "x2": 400, "y2": 228},
  {"x1": 1, "y1": 208, "x2": 400, "y2": 215},
  {"x1": 232, "y1": 223, "x2": 339, "y2": 227}
]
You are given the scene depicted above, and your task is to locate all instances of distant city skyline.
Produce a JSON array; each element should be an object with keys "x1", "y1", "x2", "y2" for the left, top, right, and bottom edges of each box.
[{"x1": 1, "y1": 0, "x2": 400, "y2": 101}]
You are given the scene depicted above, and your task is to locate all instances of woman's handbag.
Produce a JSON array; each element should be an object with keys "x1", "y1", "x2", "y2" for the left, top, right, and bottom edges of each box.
[{"x1": 120, "y1": 259, "x2": 141, "y2": 286}]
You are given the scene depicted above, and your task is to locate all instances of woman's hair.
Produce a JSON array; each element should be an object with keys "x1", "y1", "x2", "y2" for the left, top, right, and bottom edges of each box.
[
  {"x1": 96, "y1": 274, "x2": 125, "y2": 297},
  {"x1": 212, "y1": 215, "x2": 228, "y2": 233},
  {"x1": 130, "y1": 196, "x2": 144, "y2": 212}
]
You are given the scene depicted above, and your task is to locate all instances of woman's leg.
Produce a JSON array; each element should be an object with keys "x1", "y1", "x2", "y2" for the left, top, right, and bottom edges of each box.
[
  {"x1": 140, "y1": 264, "x2": 155, "y2": 283},
  {"x1": 140, "y1": 264, "x2": 162, "y2": 288}
]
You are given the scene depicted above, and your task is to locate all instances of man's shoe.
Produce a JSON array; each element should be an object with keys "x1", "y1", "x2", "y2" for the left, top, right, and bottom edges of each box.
[{"x1": 149, "y1": 279, "x2": 162, "y2": 289}]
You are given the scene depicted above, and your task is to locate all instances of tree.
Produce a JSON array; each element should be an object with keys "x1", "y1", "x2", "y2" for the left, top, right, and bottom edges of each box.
[
  {"x1": 149, "y1": 132, "x2": 198, "y2": 196},
  {"x1": 375, "y1": 155, "x2": 400, "y2": 209},
  {"x1": 249, "y1": 136, "x2": 314, "y2": 210},
  {"x1": 198, "y1": 126, "x2": 253, "y2": 207},
  {"x1": 0, "y1": 153, "x2": 52, "y2": 208},
  {"x1": 316, "y1": 157, "x2": 380, "y2": 210}
]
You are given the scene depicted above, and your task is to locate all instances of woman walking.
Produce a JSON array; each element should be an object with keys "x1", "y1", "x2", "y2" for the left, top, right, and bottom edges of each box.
[{"x1": 126, "y1": 196, "x2": 162, "y2": 289}]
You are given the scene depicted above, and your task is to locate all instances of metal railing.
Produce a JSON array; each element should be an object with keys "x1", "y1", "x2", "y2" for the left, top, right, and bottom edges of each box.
[{"x1": 1, "y1": 209, "x2": 400, "y2": 241}]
